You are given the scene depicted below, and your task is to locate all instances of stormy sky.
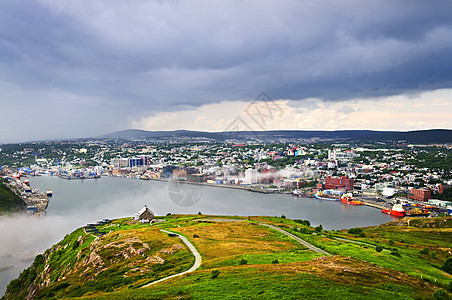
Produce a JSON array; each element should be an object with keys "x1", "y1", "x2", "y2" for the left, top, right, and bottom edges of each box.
[{"x1": 1, "y1": 0, "x2": 452, "y2": 142}]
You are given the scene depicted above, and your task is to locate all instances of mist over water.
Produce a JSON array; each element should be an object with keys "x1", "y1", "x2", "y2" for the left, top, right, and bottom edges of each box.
[{"x1": 0, "y1": 176, "x2": 393, "y2": 295}]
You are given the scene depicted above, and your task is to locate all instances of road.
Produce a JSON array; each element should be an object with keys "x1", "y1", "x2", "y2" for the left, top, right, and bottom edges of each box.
[
  {"x1": 142, "y1": 229, "x2": 202, "y2": 288},
  {"x1": 261, "y1": 223, "x2": 332, "y2": 256}
]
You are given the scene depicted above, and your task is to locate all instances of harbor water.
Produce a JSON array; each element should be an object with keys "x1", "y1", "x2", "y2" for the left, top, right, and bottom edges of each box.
[{"x1": 0, "y1": 175, "x2": 393, "y2": 295}]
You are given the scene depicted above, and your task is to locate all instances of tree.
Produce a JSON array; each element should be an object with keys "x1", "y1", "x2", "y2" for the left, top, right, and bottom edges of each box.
[
  {"x1": 442, "y1": 258, "x2": 452, "y2": 275},
  {"x1": 211, "y1": 269, "x2": 220, "y2": 279}
]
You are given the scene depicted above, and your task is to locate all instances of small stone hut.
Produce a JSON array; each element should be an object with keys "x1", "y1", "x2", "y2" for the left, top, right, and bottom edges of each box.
[{"x1": 134, "y1": 205, "x2": 154, "y2": 221}]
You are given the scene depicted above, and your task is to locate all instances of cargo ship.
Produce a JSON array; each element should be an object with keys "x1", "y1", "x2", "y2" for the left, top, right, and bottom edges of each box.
[
  {"x1": 315, "y1": 190, "x2": 343, "y2": 201},
  {"x1": 382, "y1": 203, "x2": 406, "y2": 217},
  {"x1": 340, "y1": 193, "x2": 363, "y2": 205}
]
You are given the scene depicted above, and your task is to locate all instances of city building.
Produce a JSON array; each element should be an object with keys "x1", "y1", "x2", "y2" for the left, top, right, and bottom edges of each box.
[
  {"x1": 244, "y1": 169, "x2": 258, "y2": 184},
  {"x1": 408, "y1": 187, "x2": 432, "y2": 202},
  {"x1": 324, "y1": 176, "x2": 354, "y2": 191},
  {"x1": 113, "y1": 158, "x2": 129, "y2": 168},
  {"x1": 173, "y1": 169, "x2": 188, "y2": 181}
]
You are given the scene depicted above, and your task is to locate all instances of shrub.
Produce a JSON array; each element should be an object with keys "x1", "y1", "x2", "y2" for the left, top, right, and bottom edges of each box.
[
  {"x1": 390, "y1": 251, "x2": 401, "y2": 257},
  {"x1": 294, "y1": 219, "x2": 311, "y2": 226},
  {"x1": 432, "y1": 289, "x2": 450, "y2": 300},
  {"x1": 299, "y1": 227, "x2": 312, "y2": 234},
  {"x1": 442, "y1": 258, "x2": 452, "y2": 275},
  {"x1": 211, "y1": 269, "x2": 220, "y2": 279},
  {"x1": 388, "y1": 240, "x2": 394, "y2": 246},
  {"x1": 72, "y1": 240, "x2": 79, "y2": 250},
  {"x1": 314, "y1": 225, "x2": 323, "y2": 232},
  {"x1": 166, "y1": 213, "x2": 172, "y2": 216},
  {"x1": 446, "y1": 281, "x2": 452, "y2": 292},
  {"x1": 281, "y1": 215, "x2": 286, "y2": 219},
  {"x1": 54, "y1": 282, "x2": 70, "y2": 291},
  {"x1": 420, "y1": 247, "x2": 429, "y2": 255},
  {"x1": 238, "y1": 259, "x2": 248, "y2": 265},
  {"x1": 33, "y1": 254, "x2": 45, "y2": 267},
  {"x1": 348, "y1": 228, "x2": 363, "y2": 235},
  {"x1": 359, "y1": 232, "x2": 366, "y2": 238},
  {"x1": 272, "y1": 259, "x2": 279, "y2": 264},
  {"x1": 375, "y1": 246, "x2": 383, "y2": 253}
]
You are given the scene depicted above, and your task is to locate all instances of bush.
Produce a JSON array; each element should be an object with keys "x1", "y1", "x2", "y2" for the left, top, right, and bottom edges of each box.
[
  {"x1": 358, "y1": 232, "x2": 366, "y2": 238},
  {"x1": 433, "y1": 289, "x2": 450, "y2": 300},
  {"x1": 390, "y1": 251, "x2": 401, "y2": 257},
  {"x1": 420, "y1": 247, "x2": 429, "y2": 255},
  {"x1": 211, "y1": 269, "x2": 220, "y2": 279},
  {"x1": 238, "y1": 259, "x2": 248, "y2": 265},
  {"x1": 348, "y1": 228, "x2": 363, "y2": 235},
  {"x1": 272, "y1": 259, "x2": 279, "y2": 264},
  {"x1": 54, "y1": 282, "x2": 70, "y2": 291},
  {"x1": 294, "y1": 219, "x2": 311, "y2": 227},
  {"x1": 72, "y1": 240, "x2": 79, "y2": 250},
  {"x1": 446, "y1": 281, "x2": 452, "y2": 292},
  {"x1": 33, "y1": 254, "x2": 45, "y2": 267},
  {"x1": 166, "y1": 213, "x2": 172, "y2": 216},
  {"x1": 299, "y1": 227, "x2": 312, "y2": 234},
  {"x1": 281, "y1": 215, "x2": 286, "y2": 219},
  {"x1": 442, "y1": 258, "x2": 452, "y2": 275},
  {"x1": 375, "y1": 246, "x2": 383, "y2": 253},
  {"x1": 314, "y1": 225, "x2": 323, "y2": 232},
  {"x1": 388, "y1": 240, "x2": 394, "y2": 246}
]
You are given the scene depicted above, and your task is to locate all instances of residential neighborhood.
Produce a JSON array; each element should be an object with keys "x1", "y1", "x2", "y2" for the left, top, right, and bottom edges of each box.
[{"x1": 1, "y1": 137, "x2": 451, "y2": 215}]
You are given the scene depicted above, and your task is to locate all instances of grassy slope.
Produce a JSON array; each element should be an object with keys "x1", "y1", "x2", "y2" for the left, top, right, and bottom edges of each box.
[
  {"x1": 3, "y1": 218, "x2": 194, "y2": 299},
  {"x1": 0, "y1": 180, "x2": 25, "y2": 214},
  {"x1": 4, "y1": 215, "x2": 452, "y2": 299}
]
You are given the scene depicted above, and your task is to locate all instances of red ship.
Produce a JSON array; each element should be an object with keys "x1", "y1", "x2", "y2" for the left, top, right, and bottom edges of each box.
[
  {"x1": 381, "y1": 204, "x2": 406, "y2": 217},
  {"x1": 340, "y1": 193, "x2": 363, "y2": 205}
]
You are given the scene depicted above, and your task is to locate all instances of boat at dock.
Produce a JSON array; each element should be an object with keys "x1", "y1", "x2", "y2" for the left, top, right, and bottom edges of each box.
[
  {"x1": 46, "y1": 187, "x2": 52, "y2": 197},
  {"x1": 315, "y1": 190, "x2": 343, "y2": 201},
  {"x1": 340, "y1": 193, "x2": 363, "y2": 205},
  {"x1": 382, "y1": 203, "x2": 406, "y2": 217}
]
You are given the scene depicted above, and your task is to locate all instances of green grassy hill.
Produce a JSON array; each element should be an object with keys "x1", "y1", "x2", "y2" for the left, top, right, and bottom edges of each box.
[
  {"x1": 0, "y1": 179, "x2": 25, "y2": 214},
  {"x1": 3, "y1": 215, "x2": 452, "y2": 299}
]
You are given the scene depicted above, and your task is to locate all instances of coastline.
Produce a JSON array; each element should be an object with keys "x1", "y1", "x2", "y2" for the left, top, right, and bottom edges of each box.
[{"x1": 117, "y1": 176, "x2": 387, "y2": 211}]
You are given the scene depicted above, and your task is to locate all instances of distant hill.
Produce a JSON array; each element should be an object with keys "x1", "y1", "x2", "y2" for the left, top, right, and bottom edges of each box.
[
  {"x1": 99, "y1": 129, "x2": 452, "y2": 144},
  {"x1": 358, "y1": 129, "x2": 452, "y2": 144},
  {"x1": 99, "y1": 129, "x2": 222, "y2": 140}
]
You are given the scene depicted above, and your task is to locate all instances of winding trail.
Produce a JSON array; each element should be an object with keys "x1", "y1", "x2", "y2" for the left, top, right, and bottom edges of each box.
[
  {"x1": 142, "y1": 229, "x2": 202, "y2": 288},
  {"x1": 261, "y1": 223, "x2": 332, "y2": 256},
  {"x1": 143, "y1": 220, "x2": 331, "y2": 287}
]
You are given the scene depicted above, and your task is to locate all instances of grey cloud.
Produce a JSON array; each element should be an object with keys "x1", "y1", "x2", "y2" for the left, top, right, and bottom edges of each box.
[
  {"x1": 337, "y1": 106, "x2": 355, "y2": 114},
  {"x1": 1, "y1": 0, "x2": 452, "y2": 141}
]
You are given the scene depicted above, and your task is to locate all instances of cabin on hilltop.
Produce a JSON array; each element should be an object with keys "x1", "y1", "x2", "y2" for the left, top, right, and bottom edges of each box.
[{"x1": 134, "y1": 205, "x2": 154, "y2": 221}]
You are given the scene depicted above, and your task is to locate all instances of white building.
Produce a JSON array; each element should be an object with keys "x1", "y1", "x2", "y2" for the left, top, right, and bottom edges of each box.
[
  {"x1": 244, "y1": 169, "x2": 258, "y2": 184},
  {"x1": 113, "y1": 158, "x2": 129, "y2": 168}
]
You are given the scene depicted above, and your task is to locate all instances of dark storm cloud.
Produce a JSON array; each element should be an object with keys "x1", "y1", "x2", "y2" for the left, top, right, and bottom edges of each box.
[{"x1": 1, "y1": 0, "x2": 452, "y2": 140}]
